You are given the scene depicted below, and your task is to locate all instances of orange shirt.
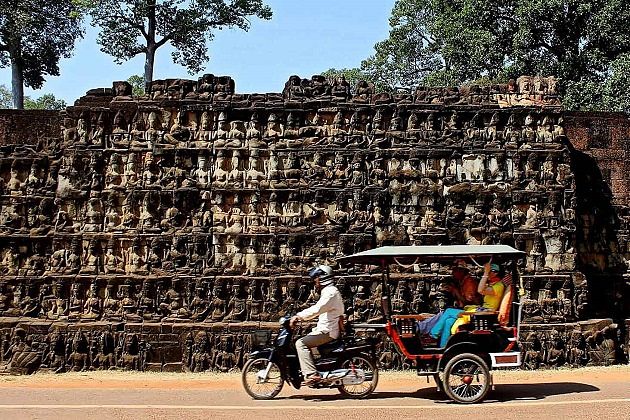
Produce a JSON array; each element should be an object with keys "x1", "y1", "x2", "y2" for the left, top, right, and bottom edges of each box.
[{"x1": 460, "y1": 274, "x2": 481, "y2": 306}]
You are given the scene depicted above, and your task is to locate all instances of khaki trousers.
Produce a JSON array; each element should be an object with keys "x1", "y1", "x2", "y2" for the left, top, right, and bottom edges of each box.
[{"x1": 295, "y1": 332, "x2": 333, "y2": 377}]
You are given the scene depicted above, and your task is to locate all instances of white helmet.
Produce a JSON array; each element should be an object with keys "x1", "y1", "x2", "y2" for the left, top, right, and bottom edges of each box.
[{"x1": 308, "y1": 265, "x2": 334, "y2": 285}]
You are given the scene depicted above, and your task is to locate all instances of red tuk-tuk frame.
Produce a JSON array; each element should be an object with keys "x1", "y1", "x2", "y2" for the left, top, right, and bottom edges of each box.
[{"x1": 338, "y1": 244, "x2": 526, "y2": 404}]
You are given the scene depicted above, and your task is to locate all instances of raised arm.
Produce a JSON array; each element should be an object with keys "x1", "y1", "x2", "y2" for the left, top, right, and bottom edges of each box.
[{"x1": 478, "y1": 263, "x2": 498, "y2": 296}]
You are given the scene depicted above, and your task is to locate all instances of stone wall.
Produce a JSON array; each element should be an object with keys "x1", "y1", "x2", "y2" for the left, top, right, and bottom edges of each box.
[
  {"x1": 0, "y1": 109, "x2": 60, "y2": 147},
  {"x1": 0, "y1": 75, "x2": 627, "y2": 374},
  {"x1": 564, "y1": 112, "x2": 630, "y2": 319},
  {"x1": 565, "y1": 111, "x2": 630, "y2": 207}
]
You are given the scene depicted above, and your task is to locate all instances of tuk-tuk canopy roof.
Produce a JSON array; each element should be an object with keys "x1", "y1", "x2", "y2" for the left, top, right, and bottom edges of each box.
[{"x1": 337, "y1": 245, "x2": 525, "y2": 266}]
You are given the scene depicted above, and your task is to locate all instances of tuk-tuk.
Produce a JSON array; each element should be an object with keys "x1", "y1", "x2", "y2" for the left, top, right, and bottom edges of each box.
[{"x1": 337, "y1": 244, "x2": 526, "y2": 404}]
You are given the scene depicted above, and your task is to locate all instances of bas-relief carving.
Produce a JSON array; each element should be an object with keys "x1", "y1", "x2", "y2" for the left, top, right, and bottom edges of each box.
[{"x1": 0, "y1": 74, "x2": 625, "y2": 373}]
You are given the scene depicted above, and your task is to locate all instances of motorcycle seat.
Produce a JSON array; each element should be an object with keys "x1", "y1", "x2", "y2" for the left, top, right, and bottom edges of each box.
[{"x1": 317, "y1": 338, "x2": 344, "y2": 353}]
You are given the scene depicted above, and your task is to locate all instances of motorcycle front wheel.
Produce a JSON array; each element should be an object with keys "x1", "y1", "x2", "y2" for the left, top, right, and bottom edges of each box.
[
  {"x1": 241, "y1": 357, "x2": 284, "y2": 400},
  {"x1": 338, "y1": 355, "x2": 379, "y2": 398}
]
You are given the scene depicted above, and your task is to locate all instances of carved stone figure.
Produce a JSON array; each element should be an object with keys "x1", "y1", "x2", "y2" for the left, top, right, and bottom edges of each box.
[
  {"x1": 126, "y1": 239, "x2": 148, "y2": 275},
  {"x1": 2, "y1": 328, "x2": 41, "y2": 374},
  {"x1": 209, "y1": 282, "x2": 227, "y2": 322},
  {"x1": 212, "y1": 150, "x2": 229, "y2": 188},
  {"x1": 225, "y1": 281, "x2": 247, "y2": 321},
  {"x1": 82, "y1": 280, "x2": 102, "y2": 319},
  {"x1": 264, "y1": 113, "x2": 284, "y2": 141},
  {"x1": 163, "y1": 111, "x2": 191, "y2": 146},
  {"x1": 245, "y1": 113, "x2": 266, "y2": 148},
  {"x1": 145, "y1": 111, "x2": 162, "y2": 145}
]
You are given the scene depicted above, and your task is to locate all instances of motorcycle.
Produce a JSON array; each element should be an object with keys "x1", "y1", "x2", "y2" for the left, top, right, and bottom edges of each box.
[{"x1": 241, "y1": 315, "x2": 379, "y2": 399}]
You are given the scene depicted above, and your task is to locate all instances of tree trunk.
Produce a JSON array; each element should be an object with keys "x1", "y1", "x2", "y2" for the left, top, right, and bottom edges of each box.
[
  {"x1": 144, "y1": 0, "x2": 157, "y2": 92},
  {"x1": 11, "y1": 55, "x2": 24, "y2": 110},
  {"x1": 144, "y1": 45, "x2": 156, "y2": 92}
]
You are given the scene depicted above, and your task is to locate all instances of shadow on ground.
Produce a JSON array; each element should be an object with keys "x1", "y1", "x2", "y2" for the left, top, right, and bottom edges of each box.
[
  {"x1": 286, "y1": 382, "x2": 600, "y2": 403},
  {"x1": 488, "y1": 382, "x2": 600, "y2": 402}
]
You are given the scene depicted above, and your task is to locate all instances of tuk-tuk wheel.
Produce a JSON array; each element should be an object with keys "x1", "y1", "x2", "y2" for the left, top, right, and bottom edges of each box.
[{"x1": 443, "y1": 353, "x2": 490, "y2": 404}]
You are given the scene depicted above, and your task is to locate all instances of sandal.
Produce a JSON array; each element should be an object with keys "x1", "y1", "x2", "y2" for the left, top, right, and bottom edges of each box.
[{"x1": 304, "y1": 373, "x2": 322, "y2": 385}]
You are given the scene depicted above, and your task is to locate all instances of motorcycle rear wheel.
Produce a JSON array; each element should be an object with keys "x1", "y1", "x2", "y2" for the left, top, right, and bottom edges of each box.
[
  {"x1": 241, "y1": 357, "x2": 284, "y2": 400},
  {"x1": 338, "y1": 355, "x2": 379, "y2": 398}
]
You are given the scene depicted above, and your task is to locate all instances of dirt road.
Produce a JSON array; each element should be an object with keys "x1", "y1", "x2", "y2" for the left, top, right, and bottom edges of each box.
[{"x1": 0, "y1": 366, "x2": 628, "y2": 420}]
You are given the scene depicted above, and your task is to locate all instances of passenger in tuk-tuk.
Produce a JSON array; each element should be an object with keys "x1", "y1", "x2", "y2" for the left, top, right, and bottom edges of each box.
[
  {"x1": 429, "y1": 262, "x2": 504, "y2": 347},
  {"x1": 416, "y1": 260, "x2": 481, "y2": 335},
  {"x1": 443, "y1": 259, "x2": 482, "y2": 308}
]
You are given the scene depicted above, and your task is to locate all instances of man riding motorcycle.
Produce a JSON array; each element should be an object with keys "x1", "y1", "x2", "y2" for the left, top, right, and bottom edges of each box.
[{"x1": 290, "y1": 265, "x2": 344, "y2": 385}]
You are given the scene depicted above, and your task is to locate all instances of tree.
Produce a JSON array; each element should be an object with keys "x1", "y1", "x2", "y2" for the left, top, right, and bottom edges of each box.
[
  {"x1": 0, "y1": 84, "x2": 11, "y2": 108},
  {"x1": 24, "y1": 93, "x2": 67, "y2": 110},
  {"x1": 0, "y1": 1, "x2": 84, "y2": 109},
  {"x1": 127, "y1": 74, "x2": 145, "y2": 96},
  {"x1": 84, "y1": 0, "x2": 272, "y2": 90},
  {"x1": 321, "y1": 68, "x2": 390, "y2": 93},
  {"x1": 0, "y1": 85, "x2": 67, "y2": 110},
  {"x1": 361, "y1": 0, "x2": 630, "y2": 110},
  {"x1": 602, "y1": 54, "x2": 630, "y2": 114},
  {"x1": 360, "y1": 1, "x2": 445, "y2": 90},
  {"x1": 561, "y1": 53, "x2": 630, "y2": 113}
]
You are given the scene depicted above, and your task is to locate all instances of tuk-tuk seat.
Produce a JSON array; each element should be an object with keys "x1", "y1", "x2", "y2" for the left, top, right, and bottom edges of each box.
[
  {"x1": 457, "y1": 311, "x2": 497, "y2": 317},
  {"x1": 392, "y1": 314, "x2": 434, "y2": 337},
  {"x1": 391, "y1": 314, "x2": 435, "y2": 320},
  {"x1": 497, "y1": 282, "x2": 515, "y2": 326}
]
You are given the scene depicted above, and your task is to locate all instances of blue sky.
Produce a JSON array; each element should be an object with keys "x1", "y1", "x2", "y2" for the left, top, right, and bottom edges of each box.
[{"x1": 0, "y1": 0, "x2": 394, "y2": 103}]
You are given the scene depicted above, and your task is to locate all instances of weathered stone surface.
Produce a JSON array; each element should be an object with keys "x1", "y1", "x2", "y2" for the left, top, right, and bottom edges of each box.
[
  {"x1": 520, "y1": 319, "x2": 621, "y2": 369},
  {"x1": 0, "y1": 109, "x2": 60, "y2": 147},
  {"x1": 0, "y1": 75, "x2": 627, "y2": 373}
]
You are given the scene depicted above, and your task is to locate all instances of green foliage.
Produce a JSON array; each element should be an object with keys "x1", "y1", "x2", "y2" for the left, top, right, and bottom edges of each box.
[
  {"x1": 85, "y1": 0, "x2": 272, "y2": 81},
  {"x1": 602, "y1": 54, "x2": 630, "y2": 113},
  {"x1": 24, "y1": 94, "x2": 67, "y2": 110},
  {"x1": 0, "y1": 84, "x2": 11, "y2": 108},
  {"x1": 321, "y1": 68, "x2": 391, "y2": 93},
  {"x1": 0, "y1": 85, "x2": 68, "y2": 110},
  {"x1": 321, "y1": 68, "x2": 365, "y2": 87},
  {"x1": 0, "y1": 1, "x2": 85, "y2": 89},
  {"x1": 360, "y1": 0, "x2": 442, "y2": 89},
  {"x1": 361, "y1": 0, "x2": 630, "y2": 110},
  {"x1": 562, "y1": 54, "x2": 630, "y2": 113},
  {"x1": 0, "y1": 85, "x2": 67, "y2": 110},
  {"x1": 127, "y1": 74, "x2": 145, "y2": 96}
]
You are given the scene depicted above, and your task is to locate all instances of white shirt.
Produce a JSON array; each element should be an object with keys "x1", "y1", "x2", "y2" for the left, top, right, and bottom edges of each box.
[{"x1": 296, "y1": 284, "x2": 345, "y2": 339}]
